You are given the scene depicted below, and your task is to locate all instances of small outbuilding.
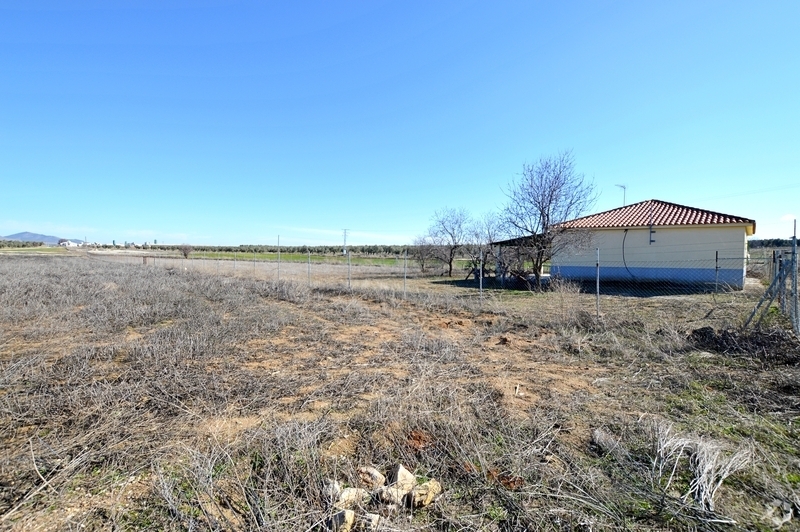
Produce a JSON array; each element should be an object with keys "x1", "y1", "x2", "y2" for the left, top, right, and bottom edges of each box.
[{"x1": 549, "y1": 199, "x2": 756, "y2": 289}]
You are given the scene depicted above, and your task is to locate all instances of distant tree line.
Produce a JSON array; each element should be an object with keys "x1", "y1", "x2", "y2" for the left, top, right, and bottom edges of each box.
[
  {"x1": 101, "y1": 243, "x2": 411, "y2": 256},
  {"x1": 748, "y1": 239, "x2": 795, "y2": 249},
  {"x1": 94, "y1": 150, "x2": 595, "y2": 291},
  {"x1": 0, "y1": 240, "x2": 44, "y2": 248}
]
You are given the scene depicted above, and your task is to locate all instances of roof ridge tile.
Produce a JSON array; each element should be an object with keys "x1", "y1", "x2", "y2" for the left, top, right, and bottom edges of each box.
[{"x1": 560, "y1": 199, "x2": 754, "y2": 230}]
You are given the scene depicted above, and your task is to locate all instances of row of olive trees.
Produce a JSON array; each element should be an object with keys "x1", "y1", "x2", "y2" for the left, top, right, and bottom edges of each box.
[
  {"x1": 414, "y1": 150, "x2": 596, "y2": 288},
  {"x1": 135, "y1": 244, "x2": 411, "y2": 258},
  {"x1": 0, "y1": 240, "x2": 44, "y2": 248}
]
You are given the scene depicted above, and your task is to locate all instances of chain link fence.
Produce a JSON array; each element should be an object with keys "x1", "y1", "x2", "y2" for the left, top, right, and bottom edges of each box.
[
  {"x1": 83, "y1": 243, "x2": 799, "y2": 333},
  {"x1": 87, "y1": 249, "x2": 415, "y2": 293},
  {"x1": 745, "y1": 248, "x2": 799, "y2": 333},
  {"x1": 551, "y1": 256, "x2": 749, "y2": 292}
]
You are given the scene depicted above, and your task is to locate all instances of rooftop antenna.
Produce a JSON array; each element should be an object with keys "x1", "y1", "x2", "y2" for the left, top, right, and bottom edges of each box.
[{"x1": 615, "y1": 184, "x2": 627, "y2": 206}]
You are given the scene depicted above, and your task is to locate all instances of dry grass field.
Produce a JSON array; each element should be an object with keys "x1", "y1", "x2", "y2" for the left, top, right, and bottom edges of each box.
[{"x1": 1, "y1": 254, "x2": 799, "y2": 531}]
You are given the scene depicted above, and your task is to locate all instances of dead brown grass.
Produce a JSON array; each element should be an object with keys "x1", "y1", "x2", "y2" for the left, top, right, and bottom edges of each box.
[{"x1": 1, "y1": 254, "x2": 799, "y2": 531}]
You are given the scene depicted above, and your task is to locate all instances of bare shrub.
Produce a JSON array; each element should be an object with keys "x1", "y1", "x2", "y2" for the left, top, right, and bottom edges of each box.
[
  {"x1": 592, "y1": 419, "x2": 753, "y2": 527},
  {"x1": 650, "y1": 422, "x2": 752, "y2": 513},
  {"x1": 399, "y1": 330, "x2": 462, "y2": 364},
  {"x1": 0, "y1": 253, "x2": 787, "y2": 530},
  {"x1": 591, "y1": 427, "x2": 623, "y2": 458},
  {"x1": 649, "y1": 422, "x2": 692, "y2": 494},
  {"x1": 151, "y1": 418, "x2": 339, "y2": 530},
  {"x1": 686, "y1": 438, "x2": 752, "y2": 512},
  {"x1": 258, "y1": 279, "x2": 311, "y2": 304},
  {"x1": 746, "y1": 260, "x2": 768, "y2": 281},
  {"x1": 549, "y1": 277, "x2": 585, "y2": 326}
]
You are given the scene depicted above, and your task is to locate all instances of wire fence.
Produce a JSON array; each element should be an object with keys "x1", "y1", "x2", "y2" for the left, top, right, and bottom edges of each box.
[
  {"x1": 87, "y1": 249, "x2": 415, "y2": 294},
  {"x1": 744, "y1": 248, "x2": 799, "y2": 333},
  {"x1": 546, "y1": 248, "x2": 797, "y2": 332},
  {"x1": 83, "y1": 245, "x2": 799, "y2": 333},
  {"x1": 551, "y1": 256, "x2": 749, "y2": 292}
]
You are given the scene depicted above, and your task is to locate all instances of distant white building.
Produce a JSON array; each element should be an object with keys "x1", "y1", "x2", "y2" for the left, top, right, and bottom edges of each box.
[{"x1": 58, "y1": 240, "x2": 79, "y2": 247}]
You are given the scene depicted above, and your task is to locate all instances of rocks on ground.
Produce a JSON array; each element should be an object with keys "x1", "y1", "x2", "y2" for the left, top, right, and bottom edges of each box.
[{"x1": 322, "y1": 463, "x2": 443, "y2": 531}]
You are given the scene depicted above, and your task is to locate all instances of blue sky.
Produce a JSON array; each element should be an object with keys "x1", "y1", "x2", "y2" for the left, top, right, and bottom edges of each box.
[{"x1": 2, "y1": 1, "x2": 798, "y2": 245}]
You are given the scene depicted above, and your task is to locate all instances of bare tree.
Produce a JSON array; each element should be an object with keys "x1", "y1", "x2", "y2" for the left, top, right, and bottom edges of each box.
[
  {"x1": 428, "y1": 208, "x2": 470, "y2": 277},
  {"x1": 502, "y1": 150, "x2": 596, "y2": 289},
  {"x1": 179, "y1": 244, "x2": 194, "y2": 259},
  {"x1": 463, "y1": 213, "x2": 502, "y2": 281},
  {"x1": 411, "y1": 235, "x2": 438, "y2": 273}
]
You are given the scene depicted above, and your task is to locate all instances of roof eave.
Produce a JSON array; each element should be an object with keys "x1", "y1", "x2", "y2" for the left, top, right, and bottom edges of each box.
[{"x1": 562, "y1": 221, "x2": 757, "y2": 235}]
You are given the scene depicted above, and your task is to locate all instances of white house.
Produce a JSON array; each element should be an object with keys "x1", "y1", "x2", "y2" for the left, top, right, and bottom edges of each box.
[
  {"x1": 58, "y1": 240, "x2": 80, "y2": 247},
  {"x1": 549, "y1": 200, "x2": 756, "y2": 289}
]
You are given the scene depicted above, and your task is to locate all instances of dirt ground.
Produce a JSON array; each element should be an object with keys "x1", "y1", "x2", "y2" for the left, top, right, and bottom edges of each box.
[{"x1": 1, "y1": 253, "x2": 798, "y2": 531}]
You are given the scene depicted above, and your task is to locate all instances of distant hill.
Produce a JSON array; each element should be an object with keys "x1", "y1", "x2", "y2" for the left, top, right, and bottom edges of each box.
[{"x1": 3, "y1": 232, "x2": 83, "y2": 245}]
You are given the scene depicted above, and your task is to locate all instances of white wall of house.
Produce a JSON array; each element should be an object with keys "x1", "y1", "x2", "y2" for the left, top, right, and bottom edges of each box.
[{"x1": 550, "y1": 224, "x2": 750, "y2": 288}]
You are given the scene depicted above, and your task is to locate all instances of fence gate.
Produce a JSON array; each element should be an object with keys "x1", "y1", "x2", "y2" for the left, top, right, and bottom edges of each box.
[{"x1": 745, "y1": 245, "x2": 799, "y2": 332}]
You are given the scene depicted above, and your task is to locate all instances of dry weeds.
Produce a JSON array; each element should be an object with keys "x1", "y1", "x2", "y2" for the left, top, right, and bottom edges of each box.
[{"x1": 1, "y1": 254, "x2": 799, "y2": 531}]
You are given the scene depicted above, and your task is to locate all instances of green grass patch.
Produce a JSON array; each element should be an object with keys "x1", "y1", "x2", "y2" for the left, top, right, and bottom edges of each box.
[
  {"x1": 189, "y1": 251, "x2": 404, "y2": 266},
  {"x1": 0, "y1": 246, "x2": 68, "y2": 254}
]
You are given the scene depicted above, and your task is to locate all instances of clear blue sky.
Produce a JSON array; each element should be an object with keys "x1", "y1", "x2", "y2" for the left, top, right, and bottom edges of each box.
[{"x1": 2, "y1": 1, "x2": 798, "y2": 245}]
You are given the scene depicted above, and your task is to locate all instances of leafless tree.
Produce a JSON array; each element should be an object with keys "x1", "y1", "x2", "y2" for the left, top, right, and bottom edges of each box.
[
  {"x1": 179, "y1": 244, "x2": 194, "y2": 259},
  {"x1": 463, "y1": 213, "x2": 502, "y2": 280},
  {"x1": 502, "y1": 150, "x2": 596, "y2": 289},
  {"x1": 411, "y1": 235, "x2": 438, "y2": 273},
  {"x1": 428, "y1": 207, "x2": 470, "y2": 277}
]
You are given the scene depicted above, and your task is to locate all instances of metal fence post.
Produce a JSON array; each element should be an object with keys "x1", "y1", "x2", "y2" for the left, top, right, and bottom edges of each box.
[
  {"x1": 500, "y1": 245, "x2": 505, "y2": 289},
  {"x1": 307, "y1": 248, "x2": 311, "y2": 286},
  {"x1": 479, "y1": 250, "x2": 483, "y2": 299},
  {"x1": 403, "y1": 249, "x2": 407, "y2": 299},
  {"x1": 779, "y1": 252, "x2": 785, "y2": 314},
  {"x1": 347, "y1": 251, "x2": 351, "y2": 290},
  {"x1": 277, "y1": 236, "x2": 281, "y2": 282},
  {"x1": 771, "y1": 250, "x2": 776, "y2": 282},
  {"x1": 793, "y1": 220, "x2": 798, "y2": 333},
  {"x1": 595, "y1": 248, "x2": 600, "y2": 319}
]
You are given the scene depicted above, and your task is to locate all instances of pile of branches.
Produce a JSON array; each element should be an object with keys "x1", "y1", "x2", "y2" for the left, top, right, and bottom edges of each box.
[{"x1": 689, "y1": 326, "x2": 800, "y2": 364}]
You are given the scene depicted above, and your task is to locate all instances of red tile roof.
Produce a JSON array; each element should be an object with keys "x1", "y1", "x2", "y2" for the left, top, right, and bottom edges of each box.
[{"x1": 560, "y1": 200, "x2": 755, "y2": 233}]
